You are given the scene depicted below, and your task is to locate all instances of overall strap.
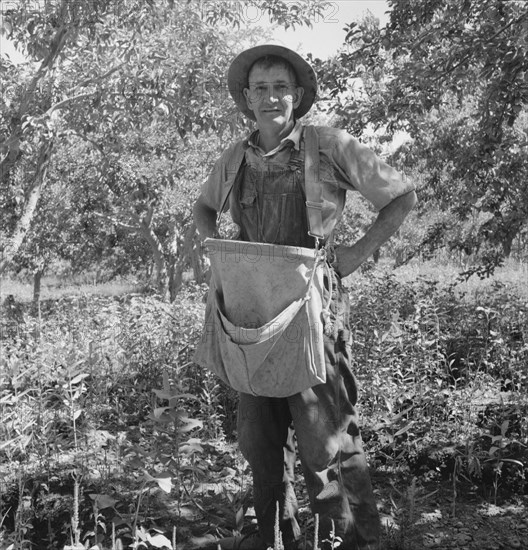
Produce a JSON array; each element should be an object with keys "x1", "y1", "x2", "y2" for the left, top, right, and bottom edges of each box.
[{"x1": 304, "y1": 126, "x2": 324, "y2": 243}]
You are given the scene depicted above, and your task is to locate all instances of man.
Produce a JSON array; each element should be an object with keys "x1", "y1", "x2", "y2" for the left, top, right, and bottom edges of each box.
[{"x1": 193, "y1": 45, "x2": 417, "y2": 550}]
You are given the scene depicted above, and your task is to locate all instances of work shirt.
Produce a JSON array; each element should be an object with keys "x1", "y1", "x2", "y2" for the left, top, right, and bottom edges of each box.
[
  {"x1": 198, "y1": 124, "x2": 414, "y2": 242},
  {"x1": 246, "y1": 120, "x2": 303, "y2": 160}
]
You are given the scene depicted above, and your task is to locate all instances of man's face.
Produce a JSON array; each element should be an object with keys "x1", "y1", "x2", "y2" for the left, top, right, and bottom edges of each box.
[{"x1": 243, "y1": 64, "x2": 304, "y2": 134}]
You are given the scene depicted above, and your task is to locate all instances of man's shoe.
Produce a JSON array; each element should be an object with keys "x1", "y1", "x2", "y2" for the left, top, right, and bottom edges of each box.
[
  {"x1": 217, "y1": 532, "x2": 268, "y2": 550},
  {"x1": 216, "y1": 532, "x2": 309, "y2": 550}
]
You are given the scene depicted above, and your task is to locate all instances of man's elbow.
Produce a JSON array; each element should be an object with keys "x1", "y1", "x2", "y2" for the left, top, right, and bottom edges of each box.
[
  {"x1": 404, "y1": 189, "x2": 418, "y2": 214},
  {"x1": 378, "y1": 190, "x2": 417, "y2": 233},
  {"x1": 193, "y1": 196, "x2": 217, "y2": 238},
  {"x1": 193, "y1": 196, "x2": 208, "y2": 218},
  {"x1": 381, "y1": 190, "x2": 417, "y2": 217},
  {"x1": 192, "y1": 196, "x2": 204, "y2": 222}
]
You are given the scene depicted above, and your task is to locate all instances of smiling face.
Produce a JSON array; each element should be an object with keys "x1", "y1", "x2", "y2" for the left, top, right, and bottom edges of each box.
[{"x1": 243, "y1": 61, "x2": 304, "y2": 137}]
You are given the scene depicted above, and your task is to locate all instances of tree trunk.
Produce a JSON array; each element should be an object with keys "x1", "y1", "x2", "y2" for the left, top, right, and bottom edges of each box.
[
  {"x1": 0, "y1": 17, "x2": 70, "y2": 275},
  {"x1": 189, "y1": 224, "x2": 206, "y2": 284},
  {"x1": 501, "y1": 218, "x2": 523, "y2": 258},
  {"x1": 0, "y1": 141, "x2": 53, "y2": 276},
  {"x1": 31, "y1": 268, "x2": 45, "y2": 328},
  {"x1": 167, "y1": 223, "x2": 203, "y2": 301},
  {"x1": 167, "y1": 224, "x2": 180, "y2": 301},
  {"x1": 33, "y1": 269, "x2": 44, "y2": 304},
  {"x1": 170, "y1": 261, "x2": 185, "y2": 302},
  {"x1": 137, "y1": 216, "x2": 169, "y2": 300},
  {"x1": 182, "y1": 222, "x2": 204, "y2": 284}
]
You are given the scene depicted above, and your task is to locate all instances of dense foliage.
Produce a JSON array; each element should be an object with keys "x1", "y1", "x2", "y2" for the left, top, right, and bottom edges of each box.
[
  {"x1": 314, "y1": 0, "x2": 528, "y2": 273},
  {"x1": 1, "y1": 271, "x2": 526, "y2": 548},
  {"x1": 0, "y1": 0, "x2": 330, "y2": 298},
  {"x1": 2, "y1": 0, "x2": 527, "y2": 291}
]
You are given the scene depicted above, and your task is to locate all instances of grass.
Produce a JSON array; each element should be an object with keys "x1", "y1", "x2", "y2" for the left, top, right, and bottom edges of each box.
[
  {"x1": 393, "y1": 257, "x2": 528, "y2": 300},
  {"x1": 3, "y1": 257, "x2": 527, "y2": 304},
  {"x1": 0, "y1": 275, "x2": 142, "y2": 302},
  {"x1": 342, "y1": 256, "x2": 528, "y2": 306}
]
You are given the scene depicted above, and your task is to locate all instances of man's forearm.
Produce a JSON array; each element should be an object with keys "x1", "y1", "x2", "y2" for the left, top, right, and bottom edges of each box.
[
  {"x1": 335, "y1": 190, "x2": 417, "y2": 277},
  {"x1": 193, "y1": 197, "x2": 219, "y2": 240}
]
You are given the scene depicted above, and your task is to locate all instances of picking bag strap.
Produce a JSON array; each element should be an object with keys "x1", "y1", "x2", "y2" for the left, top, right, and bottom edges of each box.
[
  {"x1": 216, "y1": 140, "x2": 248, "y2": 224},
  {"x1": 304, "y1": 126, "x2": 324, "y2": 241}
]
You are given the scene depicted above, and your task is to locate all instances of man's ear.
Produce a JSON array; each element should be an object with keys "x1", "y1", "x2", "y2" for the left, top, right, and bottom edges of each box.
[
  {"x1": 293, "y1": 86, "x2": 305, "y2": 109},
  {"x1": 243, "y1": 88, "x2": 255, "y2": 113}
]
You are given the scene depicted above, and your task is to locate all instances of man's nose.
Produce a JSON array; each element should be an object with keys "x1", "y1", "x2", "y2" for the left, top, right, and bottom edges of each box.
[{"x1": 265, "y1": 85, "x2": 280, "y2": 102}]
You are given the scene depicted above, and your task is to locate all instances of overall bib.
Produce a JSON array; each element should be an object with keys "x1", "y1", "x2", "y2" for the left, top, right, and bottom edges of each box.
[{"x1": 230, "y1": 139, "x2": 381, "y2": 550}]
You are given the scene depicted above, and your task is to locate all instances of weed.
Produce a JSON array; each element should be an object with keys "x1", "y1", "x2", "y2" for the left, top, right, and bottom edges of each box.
[{"x1": 1, "y1": 269, "x2": 527, "y2": 547}]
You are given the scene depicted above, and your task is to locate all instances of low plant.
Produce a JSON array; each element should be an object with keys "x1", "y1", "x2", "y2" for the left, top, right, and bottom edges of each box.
[{"x1": 1, "y1": 267, "x2": 527, "y2": 547}]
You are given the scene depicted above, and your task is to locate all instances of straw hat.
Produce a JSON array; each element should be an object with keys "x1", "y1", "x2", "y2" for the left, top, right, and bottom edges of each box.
[{"x1": 227, "y1": 44, "x2": 318, "y2": 121}]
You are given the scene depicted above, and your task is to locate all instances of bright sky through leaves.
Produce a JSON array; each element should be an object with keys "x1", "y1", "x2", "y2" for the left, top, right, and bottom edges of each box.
[
  {"x1": 266, "y1": 0, "x2": 390, "y2": 59},
  {"x1": 0, "y1": 1, "x2": 390, "y2": 64}
]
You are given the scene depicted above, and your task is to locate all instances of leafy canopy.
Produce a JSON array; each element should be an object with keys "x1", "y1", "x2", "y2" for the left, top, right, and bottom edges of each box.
[{"x1": 315, "y1": 0, "x2": 528, "y2": 272}]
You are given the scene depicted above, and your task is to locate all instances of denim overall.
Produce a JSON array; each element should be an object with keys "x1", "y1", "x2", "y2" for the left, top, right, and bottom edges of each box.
[{"x1": 230, "y1": 138, "x2": 381, "y2": 550}]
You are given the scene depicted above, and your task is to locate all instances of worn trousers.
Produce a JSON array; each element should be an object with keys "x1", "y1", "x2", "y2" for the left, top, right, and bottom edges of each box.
[{"x1": 237, "y1": 278, "x2": 380, "y2": 550}]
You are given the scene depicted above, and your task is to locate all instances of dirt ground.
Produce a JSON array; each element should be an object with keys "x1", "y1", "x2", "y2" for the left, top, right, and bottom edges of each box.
[
  {"x1": 398, "y1": 497, "x2": 528, "y2": 550},
  {"x1": 371, "y1": 470, "x2": 528, "y2": 550},
  {"x1": 175, "y1": 460, "x2": 528, "y2": 550}
]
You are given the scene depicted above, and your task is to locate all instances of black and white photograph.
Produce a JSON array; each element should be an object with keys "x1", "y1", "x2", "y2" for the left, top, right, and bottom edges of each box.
[{"x1": 1, "y1": 1, "x2": 527, "y2": 549}]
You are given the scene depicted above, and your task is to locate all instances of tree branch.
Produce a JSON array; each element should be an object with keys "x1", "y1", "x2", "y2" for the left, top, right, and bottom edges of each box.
[
  {"x1": 47, "y1": 92, "x2": 96, "y2": 116},
  {"x1": 92, "y1": 212, "x2": 137, "y2": 231},
  {"x1": 0, "y1": 13, "x2": 70, "y2": 180},
  {"x1": 0, "y1": 141, "x2": 54, "y2": 275},
  {"x1": 144, "y1": 205, "x2": 154, "y2": 227},
  {"x1": 71, "y1": 61, "x2": 127, "y2": 93},
  {"x1": 430, "y1": 8, "x2": 528, "y2": 84},
  {"x1": 26, "y1": 62, "x2": 129, "y2": 124},
  {"x1": 19, "y1": 25, "x2": 70, "y2": 116}
]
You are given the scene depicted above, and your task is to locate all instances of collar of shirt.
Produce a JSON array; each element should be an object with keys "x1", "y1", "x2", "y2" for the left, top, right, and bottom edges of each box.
[{"x1": 247, "y1": 121, "x2": 303, "y2": 158}]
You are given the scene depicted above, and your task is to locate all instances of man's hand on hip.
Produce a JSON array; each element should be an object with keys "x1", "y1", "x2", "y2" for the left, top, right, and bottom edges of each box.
[{"x1": 331, "y1": 190, "x2": 417, "y2": 278}]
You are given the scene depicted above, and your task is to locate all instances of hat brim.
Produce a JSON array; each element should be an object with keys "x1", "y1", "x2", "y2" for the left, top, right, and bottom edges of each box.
[{"x1": 227, "y1": 44, "x2": 317, "y2": 121}]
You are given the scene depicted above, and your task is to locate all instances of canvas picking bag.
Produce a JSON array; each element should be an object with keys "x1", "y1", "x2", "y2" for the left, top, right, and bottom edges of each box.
[
  {"x1": 194, "y1": 126, "x2": 329, "y2": 397},
  {"x1": 194, "y1": 239, "x2": 328, "y2": 397}
]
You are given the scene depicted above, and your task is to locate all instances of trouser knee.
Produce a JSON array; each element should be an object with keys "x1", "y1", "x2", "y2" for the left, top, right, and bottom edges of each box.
[{"x1": 238, "y1": 401, "x2": 288, "y2": 463}]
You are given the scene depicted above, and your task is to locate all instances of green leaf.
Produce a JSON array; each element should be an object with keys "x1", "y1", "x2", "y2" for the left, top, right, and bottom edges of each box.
[
  {"x1": 179, "y1": 437, "x2": 204, "y2": 454},
  {"x1": 235, "y1": 505, "x2": 245, "y2": 531},
  {"x1": 147, "y1": 532, "x2": 172, "y2": 548},
  {"x1": 70, "y1": 373, "x2": 89, "y2": 385},
  {"x1": 394, "y1": 422, "x2": 414, "y2": 437},
  {"x1": 178, "y1": 416, "x2": 203, "y2": 433},
  {"x1": 488, "y1": 446, "x2": 500, "y2": 456},
  {"x1": 153, "y1": 474, "x2": 172, "y2": 493},
  {"x1": 89, "y1": 493, "x2": 117, "y2": 509}
]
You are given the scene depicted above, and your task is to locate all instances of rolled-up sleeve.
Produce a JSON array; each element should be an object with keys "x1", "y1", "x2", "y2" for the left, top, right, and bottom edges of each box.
[
  {"x1": 198, "y1": 152, "x2": 229, "y2": 212},
  {"x1": 198, "y1": 141, "x2": 246, "y2": 213},
  {"x1": 329, "y1": 129, "x2": 414, "y2": 211}
]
